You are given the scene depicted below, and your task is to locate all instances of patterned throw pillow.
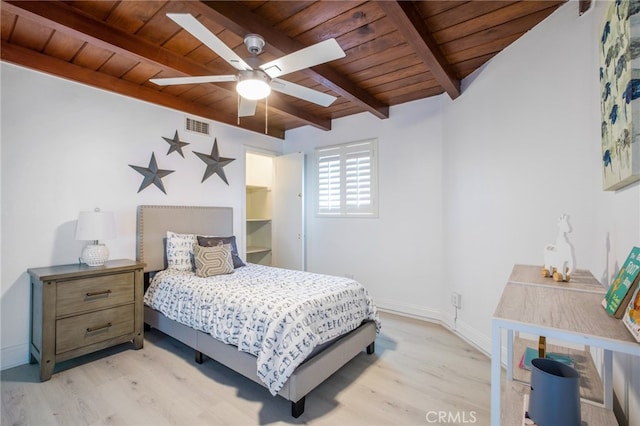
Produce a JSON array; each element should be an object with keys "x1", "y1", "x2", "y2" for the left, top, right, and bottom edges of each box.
[
  {"x1": 166, "y1": 231, "x2": 197, "y2": 271},
  {"x1": 194, "y1": 244, "x2": 234, "y2": 277},
  {"x1": 197, "y1": 235, "x2": 246, "y2": 268}
]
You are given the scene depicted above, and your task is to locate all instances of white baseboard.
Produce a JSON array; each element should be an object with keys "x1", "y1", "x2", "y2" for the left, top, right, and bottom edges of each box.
[
  {"x1": 452, "y1": 318, "x2": 491, "y2": 357},
  {"x1": 375, "y1": 298, "x2": 445, "y2": 323},
  {"x1": 376, "y1": 298, "x2": 491, "y2": 358},
  {"x1": 1, "y1": 343, "x2": 28, "y2": 371}
]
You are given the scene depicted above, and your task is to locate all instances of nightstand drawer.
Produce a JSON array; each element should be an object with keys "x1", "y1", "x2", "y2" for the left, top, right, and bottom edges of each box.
[
  {"x1": 56, "y1": 304, "x2": 134, "y2": 354},
  {"x1": 56, "y1": 272, "x2": 134, "y2": 316}
]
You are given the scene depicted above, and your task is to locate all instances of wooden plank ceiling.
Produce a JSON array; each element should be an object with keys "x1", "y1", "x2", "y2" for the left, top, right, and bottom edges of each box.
[{"x1": 1, "y1": 1, "x2": 567, "y2": 139}]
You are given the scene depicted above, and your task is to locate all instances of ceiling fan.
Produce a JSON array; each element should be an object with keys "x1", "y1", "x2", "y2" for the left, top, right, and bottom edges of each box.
[{"x1": 150, "y1": 13, "x2": 346, "y2": 117}]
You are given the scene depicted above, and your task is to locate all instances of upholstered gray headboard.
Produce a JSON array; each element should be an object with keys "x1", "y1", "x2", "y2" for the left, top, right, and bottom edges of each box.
[{"x1": 136, "y1": 205, "x2": 233, "y2": 273}]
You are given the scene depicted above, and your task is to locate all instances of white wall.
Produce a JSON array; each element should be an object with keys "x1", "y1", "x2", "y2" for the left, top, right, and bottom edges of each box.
[
  {"x1": 443, "y1": 2, "x2": 638, "y2": 423},
  {"x1": 287, "y1": 1, "x2": 639, "y2": 423},
  {"x1": 0, "y1": 63, "x2": 282, "y2": 369},
  {"x1": 285, "y1": 96, "x2": 445, "y2": 321},
  {"x1": 442, "y1": 0, "x2": 603, "y2": 350}
]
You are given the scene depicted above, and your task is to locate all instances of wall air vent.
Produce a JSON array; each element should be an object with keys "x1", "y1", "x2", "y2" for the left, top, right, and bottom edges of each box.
[{"x1": 185, "y1": 117, "x2": 210, "y2": 135}]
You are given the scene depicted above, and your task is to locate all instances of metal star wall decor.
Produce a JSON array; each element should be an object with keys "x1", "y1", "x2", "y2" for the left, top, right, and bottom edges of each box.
[
  {"x1": 129, "y1": 152, "x2": 175, "y2": 194},
  {"x1": 162, "y1": 130, "x2": 189, "y2": 157},
  {"x1": 193, "y1": 138, "x2": 235, "y2": 185}
]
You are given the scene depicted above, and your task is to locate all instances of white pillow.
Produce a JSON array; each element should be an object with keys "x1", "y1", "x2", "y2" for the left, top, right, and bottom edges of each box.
[{"x1": 166, "y1": 231, "x2": 196, "y2": 271}]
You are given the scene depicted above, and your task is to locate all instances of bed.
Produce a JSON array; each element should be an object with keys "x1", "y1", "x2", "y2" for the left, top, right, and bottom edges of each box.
[{"x1": 136, "y1": 205, "x2": 379, "y2": 417}]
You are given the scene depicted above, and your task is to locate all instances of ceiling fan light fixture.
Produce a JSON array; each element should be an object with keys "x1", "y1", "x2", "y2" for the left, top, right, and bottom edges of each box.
[{"x1": 237, "y1": 70, "x2": 271, "y2": 100}]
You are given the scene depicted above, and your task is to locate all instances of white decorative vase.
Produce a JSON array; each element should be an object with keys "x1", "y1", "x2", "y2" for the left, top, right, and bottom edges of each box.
[{"x1": 81, "y1": 244, "x2": 109, "y2": 266}]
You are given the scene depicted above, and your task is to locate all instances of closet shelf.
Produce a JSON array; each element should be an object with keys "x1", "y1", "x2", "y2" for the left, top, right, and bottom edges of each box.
[{"x1": 246, "y1": 246, "x2": 271, "y2": 255}]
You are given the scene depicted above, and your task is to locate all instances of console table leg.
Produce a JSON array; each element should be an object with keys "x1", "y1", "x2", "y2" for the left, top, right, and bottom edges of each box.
[
  {"x1": 491, "y1": 322, "x2": 502, "y2": 426},
  {"x1": 506, "y1": 329, "x2": 514, "y2": 381},
  {"x1": 603, "y1": 349, "x2": 613, "y2": 409}
]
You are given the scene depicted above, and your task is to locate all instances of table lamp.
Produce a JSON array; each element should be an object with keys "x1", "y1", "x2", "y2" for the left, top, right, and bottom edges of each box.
[{"x1": 75, "y1": 208, "x2": 116, "y2": 266}]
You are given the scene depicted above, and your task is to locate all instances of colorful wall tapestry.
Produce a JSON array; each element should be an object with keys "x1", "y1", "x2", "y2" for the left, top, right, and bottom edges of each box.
[{"x1": 600, "y1": 0, "x2": 640, "y2": 191}]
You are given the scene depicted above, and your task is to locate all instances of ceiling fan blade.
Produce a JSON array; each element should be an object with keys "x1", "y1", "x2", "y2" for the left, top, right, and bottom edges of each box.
[
  {"x1": 167, "y1": 13, "x2": 252, "y2": 72},
  {"x1": 238, "y1": 97, "x2": 257, "y2": 117},
  {"x1": 260, "y1": 38, "x2": 345, "y2": 79},
  {"x1": 150, "y1": 75, "x2": 236, "y2": 86},
  {"x1": 271, "y1": 78, "x2": 337, "y2": 107}
]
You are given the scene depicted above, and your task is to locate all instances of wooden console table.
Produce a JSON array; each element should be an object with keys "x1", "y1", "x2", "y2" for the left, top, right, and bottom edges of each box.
[{"x1": 491, "y1": 265, "x2": 640, "y2": 425}]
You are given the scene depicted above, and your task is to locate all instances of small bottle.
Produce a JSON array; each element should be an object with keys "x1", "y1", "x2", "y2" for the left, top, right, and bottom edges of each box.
[{"x1": 538, "y1": 336, "x2": 546, "y2": 358}]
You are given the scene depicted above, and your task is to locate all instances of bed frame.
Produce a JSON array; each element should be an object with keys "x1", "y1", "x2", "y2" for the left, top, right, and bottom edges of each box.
[{"x1": 136, "y1": 205, "x2": 376, "y2": 418}]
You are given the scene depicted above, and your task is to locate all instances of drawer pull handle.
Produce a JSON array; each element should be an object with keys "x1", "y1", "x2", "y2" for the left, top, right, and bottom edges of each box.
[
  {"x1": 86, "y1": 289, "x2": 112, "y2": 297},
  {"x1": 86, "y1": 322, "x2": 112, "y2": 333}
]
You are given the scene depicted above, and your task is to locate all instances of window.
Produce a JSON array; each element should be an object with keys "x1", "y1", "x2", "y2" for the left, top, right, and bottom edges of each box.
[{"x1": 316, "y1": 139, "x2": 378, "y2": 217}]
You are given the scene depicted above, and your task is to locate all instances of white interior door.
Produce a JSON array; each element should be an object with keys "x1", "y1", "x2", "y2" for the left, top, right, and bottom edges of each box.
[{"x1": 272, "y1": 152, "x2": 305, "y2": 270}]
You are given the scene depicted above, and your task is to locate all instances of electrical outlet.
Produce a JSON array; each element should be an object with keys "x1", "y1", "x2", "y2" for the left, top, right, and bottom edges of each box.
[{"x1": 451, "y1": 292, "x2": 462, "y2": 309}]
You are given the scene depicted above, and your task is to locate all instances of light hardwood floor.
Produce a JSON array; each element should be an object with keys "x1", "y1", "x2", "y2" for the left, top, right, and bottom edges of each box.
[{"x1": 1, "y1": 312, "x2": 491, "y2": 425}]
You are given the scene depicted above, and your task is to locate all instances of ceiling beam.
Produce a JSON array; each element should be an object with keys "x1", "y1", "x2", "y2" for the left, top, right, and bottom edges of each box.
[
  {"x1": 1, "y1": 0, "x2": 330, "y2": 132},
  {"x1": 1, "y1": 41, "x2": 284, "y2": 138},
  {"x1": 579, "y1": 0, "x2": 592, "y2": 16},
  {"x1": 197, "y1": 1, "x2": 390, "y2": 119},
  {"x1": 377, "y1": 1, "x2": 461, "y2": 100}
]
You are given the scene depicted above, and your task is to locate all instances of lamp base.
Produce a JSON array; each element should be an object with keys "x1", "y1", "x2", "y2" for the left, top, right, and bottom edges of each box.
[{"x1": 81, "y1": 244, "x2": 109, "y2": 266}]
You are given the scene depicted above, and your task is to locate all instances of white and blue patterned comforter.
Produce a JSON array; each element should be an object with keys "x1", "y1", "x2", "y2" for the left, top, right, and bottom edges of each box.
[{"x1": 144, "y1": 263, "x2": 380, "y2": 395}]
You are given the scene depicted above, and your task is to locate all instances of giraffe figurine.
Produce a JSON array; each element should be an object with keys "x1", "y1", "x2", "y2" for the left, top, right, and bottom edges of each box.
[{"x1": 541, "y1": 213, "x2": 575, "y2": 282}]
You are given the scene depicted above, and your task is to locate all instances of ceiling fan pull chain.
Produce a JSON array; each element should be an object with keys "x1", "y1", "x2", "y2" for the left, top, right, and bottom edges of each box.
[
  {"x1": 237, "y1": 93, "x2": 241, "y2": 125},
  {"x1": 265, "y1": 96, "x2": 268, "y2": 135}
]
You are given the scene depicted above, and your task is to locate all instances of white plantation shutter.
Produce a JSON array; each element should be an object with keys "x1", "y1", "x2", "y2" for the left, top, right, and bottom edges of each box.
[
  {"x1": 345, "y1": 145, "x2": 372, "y2": 212},
  {"x1": 316, "y1": 139, "x2": 377, "y2": 217},
  {"x1": 317, "y1": 150, "x2": 341, "y2": 213}
]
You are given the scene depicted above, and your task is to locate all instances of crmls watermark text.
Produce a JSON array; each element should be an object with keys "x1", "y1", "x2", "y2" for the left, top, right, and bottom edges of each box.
[{"x1": 425, "y1": 410, "x2": 477, "y2": 424}]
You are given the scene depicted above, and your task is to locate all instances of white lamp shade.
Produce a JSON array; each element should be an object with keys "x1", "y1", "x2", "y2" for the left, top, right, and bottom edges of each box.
[
  {"x1": 75, "y1": 210, "x2": 116, "y2": 241},
  {"x1": 236, "y1": 70, "x2": 271, "y2": 100},
  {"x1": 237, "y1": 79, "x2": 271, "y2": 100}
]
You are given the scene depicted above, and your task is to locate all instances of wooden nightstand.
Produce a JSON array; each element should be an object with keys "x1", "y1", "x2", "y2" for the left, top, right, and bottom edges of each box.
[{"x1": 28, "y1": 259, "x2": 145, "y2": 381}]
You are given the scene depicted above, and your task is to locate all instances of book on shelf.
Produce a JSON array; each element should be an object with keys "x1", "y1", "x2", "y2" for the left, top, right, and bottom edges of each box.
[
  {"x1": 601, "y1": 246, "x2": 640, "y2": 319},
  {"x1": 622, "y1": 284, "x2": 640, "y2": 342},
  {"x1": 519, "y1": 346, "x2": 575, "y2": 371}
]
